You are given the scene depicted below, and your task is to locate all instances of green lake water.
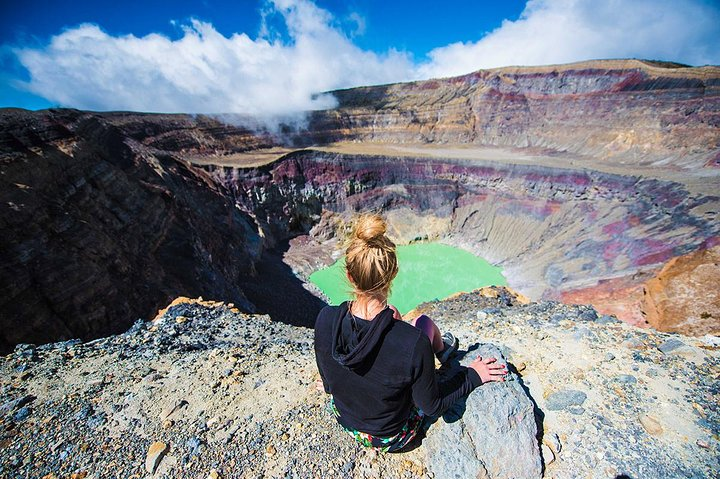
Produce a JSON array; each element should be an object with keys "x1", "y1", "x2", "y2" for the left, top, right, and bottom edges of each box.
[{"x1": 308, "y1": 243, "x2": 507, "y2": 315}]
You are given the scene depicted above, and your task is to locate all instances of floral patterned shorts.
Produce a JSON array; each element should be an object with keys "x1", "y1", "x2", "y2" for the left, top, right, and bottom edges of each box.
[{"x1": 328, "y1": 396, "x2": 425, "y2": 453}]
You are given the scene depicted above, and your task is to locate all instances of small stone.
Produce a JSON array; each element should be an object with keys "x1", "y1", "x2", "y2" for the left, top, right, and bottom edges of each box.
[
  {"x1": 160, "y1": 399, "x2": 187, "y2": 421},
  {"x1": 476, "y1": 311, "x2": 488, "y2": 320},
  {"x1": 145, "y1": 441, "x2": 169, "y2": 473},
  {"x1": 622, "y1": 338, "x2": 646, "y2": 349},
  {"x1": 604, "y1": 353, "x2": 615, "y2": 361},
  {"x1": 572, "y1": 327, "x2": 596, "y2": 341},
  {"x1": 163, "y1": 420, "x2": 174, "y2": 429},
  {"x1": 266, "y1": 445, "x2": 276, "y2": 456},
  {"x1": 568, "y1": 405, "x2": 585, "y2": 415},
  {"x1": 208, "y1": 469, "x2": 220, "y2": 479},
  {"x1": 579, "y1": 308, "x2": 598, "y2": 321},
  {"x1": 0, "y1": 394, "x2": 35, "y2": 416},
  {"x1": 541, "y1": 443, "x2": 555, "y2": 465},
  {"x1": 515, "y1": 362, "x2": 527, "y2": 373},
  {"x1": 545, "y1": 390, "x2": 587, "y2": 411},
  {"x1": 658, "y1": 338, "x2": 685, "y2": 354},
  {"x1": 639, "y1": 415, "x2": 663, "y2": 436},
  {"x1": 13, "y1": 407, "x2": 30, "y2": 421},
  {"x1": 544, "y1": 432, "x2": 562, "y2": 454},
  {"x1": 692, "y1": 402, "x2": 707, "y2": 418},
  {"x1": 176, "y1": 316, "x2": 188, "y2": 323},
  {"x1": 696, "y1": 439, "x2": 710, "y2": 449},
  {"x1": 597, "y1": 315, "x2": 619, "y2": 324},
  {"x1": 614, "y1": 374, "x2": 637, "y2": 384},
  {"x1": 186, "y1": 436, "x2": 202, "y2": 451}
]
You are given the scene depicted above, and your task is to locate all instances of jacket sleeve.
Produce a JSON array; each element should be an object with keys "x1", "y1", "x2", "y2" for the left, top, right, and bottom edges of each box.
[
  {"x1": 315, "y1": 353, "x2": 330, "y2": 394},
  {"x1": 410, "y1": 334, "x2": 482, "y2": 417},
  {"x1": 314, "y1": 313, "x2": 331, "y2": 394}
]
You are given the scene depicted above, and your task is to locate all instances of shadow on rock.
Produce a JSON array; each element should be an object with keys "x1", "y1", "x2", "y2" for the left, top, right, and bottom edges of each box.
[
  {"x1": 239, "y1": 239, "x2": 327, "y2": 328},
  {"x1": 421, "y1": 343, "x2": 544, "y2": 478},
  {"x1": 506, "y1": 361, "x2": 547, "y2": 474}
]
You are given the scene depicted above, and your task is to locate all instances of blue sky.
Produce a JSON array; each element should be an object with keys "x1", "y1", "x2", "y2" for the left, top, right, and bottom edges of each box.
[{"x1": 1, "y1": 0, "x2": 719, "y2": 113}]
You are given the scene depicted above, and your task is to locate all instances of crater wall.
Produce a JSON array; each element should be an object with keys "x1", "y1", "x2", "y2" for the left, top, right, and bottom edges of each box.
[
  {"x1": 307, "y1": 59, "x2": 720, "y2": 170},
  {"x1": 0, "y1": 109, "x2": 263, "y2": 352},
  {"x1": 1, "y1": 59, "x2": 718, "y2": 349},
  {"x1": 208, "y1": 150, "x2": 720, "y2": 326}
]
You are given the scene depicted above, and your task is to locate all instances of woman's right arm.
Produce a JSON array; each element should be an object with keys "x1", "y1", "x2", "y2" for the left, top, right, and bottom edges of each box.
[
  {"x1": 410, "y1": 336, "x2": 506, "y2": 417},
  {"x1": 468, "y1": 356, "x2": 508, "y2": 384}
]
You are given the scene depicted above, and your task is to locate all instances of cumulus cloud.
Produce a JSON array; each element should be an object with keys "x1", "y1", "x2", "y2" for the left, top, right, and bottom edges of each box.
[
  {"x1": 418, "y1": 0, "x2": 720, "y2": 78},
  {"x1": 14, "y1": 0, "x2": 414, "y2": 115},
  {"x1": 9, "y1": 0, "x2": 720, "y2": 115}
]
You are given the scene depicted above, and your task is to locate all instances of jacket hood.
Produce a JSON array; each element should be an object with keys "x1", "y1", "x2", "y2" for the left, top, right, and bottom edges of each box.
[{"x1": 331, "y1": 301, "x2": 395, "y2": 371}]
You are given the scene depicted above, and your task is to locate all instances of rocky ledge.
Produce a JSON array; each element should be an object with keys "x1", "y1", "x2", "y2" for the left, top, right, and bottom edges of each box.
[{"x1": 1, "y1": 290, "x2": 717, "y2": 479}]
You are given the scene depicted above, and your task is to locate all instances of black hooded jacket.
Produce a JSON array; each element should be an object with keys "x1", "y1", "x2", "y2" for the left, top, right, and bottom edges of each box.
[{"x1": 314, "y1": 301, "x2": 481, "y2": 437}]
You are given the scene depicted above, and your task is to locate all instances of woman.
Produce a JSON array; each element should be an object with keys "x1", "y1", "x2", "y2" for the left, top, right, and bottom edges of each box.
[{"x1": 314, "y1": 213, "x2": 507, "y2": 452}]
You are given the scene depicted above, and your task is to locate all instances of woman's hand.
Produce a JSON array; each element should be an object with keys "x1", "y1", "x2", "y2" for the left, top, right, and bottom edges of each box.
[{"x1": 469, "y1": 356, "x2": 508, "y2": 383}]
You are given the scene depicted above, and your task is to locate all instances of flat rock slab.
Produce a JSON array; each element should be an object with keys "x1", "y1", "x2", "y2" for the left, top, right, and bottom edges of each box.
[
  {"x1": 145, "y1": 441, "x2": 168, "y2": 473},
  {"x1": 424, "y1": 344, "x2": 542, "y2": 479},
  {"x1": 545, "y1": 389, "x2": 587, "y2": 411}
]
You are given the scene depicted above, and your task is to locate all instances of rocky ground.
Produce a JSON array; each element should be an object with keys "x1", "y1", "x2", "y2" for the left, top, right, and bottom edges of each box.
[{"x1": 1, "y1": 290, "x2": 718, "y2": 479}]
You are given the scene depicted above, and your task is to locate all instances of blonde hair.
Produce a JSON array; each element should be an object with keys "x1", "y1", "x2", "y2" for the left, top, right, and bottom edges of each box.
[{"x1": 344, "y1": 213, "x2": 398, "y2": 299}]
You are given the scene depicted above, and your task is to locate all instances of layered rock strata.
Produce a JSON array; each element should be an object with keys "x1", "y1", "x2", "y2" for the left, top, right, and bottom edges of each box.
[
  {"x1": 209, "y1": 150, "x2": 720, "y2": 326},
  {"x1": 1, "y1": 59, "x2": 719, "y2": 348},
  {"x1": 307, "y1": 59, "x2": 720, "y2": 170},
  {"x1": 0, "y1": 109, "x2": 262, "y2": 353},
  {"x1": 1, "y1": 290, "x2": 716, "y2": 478}
]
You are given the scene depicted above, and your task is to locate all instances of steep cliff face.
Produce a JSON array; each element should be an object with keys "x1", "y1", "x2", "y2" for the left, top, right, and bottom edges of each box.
[
  {"x1": 99, "y1": 112, "x2": 277, "y2": 156},
  {"x1": 308, "y1": 60, "x2": 720, "y2": 170},
  {"x1": 0, "y1": 109, "x2": 262, "y2": 353}
]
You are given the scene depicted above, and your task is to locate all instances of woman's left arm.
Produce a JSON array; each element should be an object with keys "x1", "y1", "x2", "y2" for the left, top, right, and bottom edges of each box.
[{"x1": 388, "y1": 304, "x2": 402, "y2": 320}]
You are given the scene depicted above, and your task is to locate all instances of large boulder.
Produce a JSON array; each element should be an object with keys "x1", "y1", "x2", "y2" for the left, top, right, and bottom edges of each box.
[
  {"x1": 642, "y1": 245, "x2": 720, "y2": 336},
  {"x1": 424, "y1": 344, "x2": 542, "y2": 479}
]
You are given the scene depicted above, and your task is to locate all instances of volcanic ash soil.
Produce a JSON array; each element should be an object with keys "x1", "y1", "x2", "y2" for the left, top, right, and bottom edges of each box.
[{"x1": 1, "y1": 290, "x2": 718, "y2": 479}]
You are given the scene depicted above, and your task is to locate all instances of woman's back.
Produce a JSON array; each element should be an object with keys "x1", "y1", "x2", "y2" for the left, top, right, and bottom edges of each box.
[
  {"x1": 314, "y1": 302, "x2": 427, "y2": 436},
  {"x1": 313, "y1": 213, "x2": 504, "y2": 451}
]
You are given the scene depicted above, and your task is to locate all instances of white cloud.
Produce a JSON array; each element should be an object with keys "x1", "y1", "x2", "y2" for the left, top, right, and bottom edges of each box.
[
  {"x1": 15, "y1": 0, "x2": 414, "y2": 115},
  {"x1": 346, "y1": 12, "x2": 367, "y2": 38},
  {"x1": 418, "y1": 0, "x2": 720, "y2": 78},
  {"x1": 10, "y1": 0, "x2": 720, "y2": 115}
]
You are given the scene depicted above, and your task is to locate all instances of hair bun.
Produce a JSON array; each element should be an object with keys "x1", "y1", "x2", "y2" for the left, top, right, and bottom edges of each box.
[{"x1": 352, "y1": 213, "x2": 387, "y2": 243}]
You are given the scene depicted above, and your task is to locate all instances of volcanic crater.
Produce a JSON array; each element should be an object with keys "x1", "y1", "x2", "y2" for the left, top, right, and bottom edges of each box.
[{"x1": 1, "y1": 59, "x2": 719, "y2": 351}]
